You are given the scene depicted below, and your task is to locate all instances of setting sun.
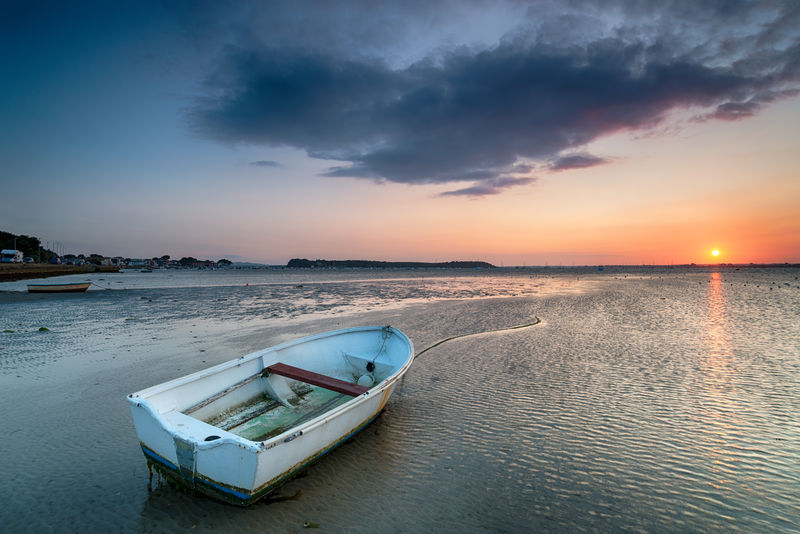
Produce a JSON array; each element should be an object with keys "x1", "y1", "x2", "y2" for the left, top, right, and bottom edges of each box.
[{"x1": 711, "y1": 249, "x2": 720, "y2": 257}]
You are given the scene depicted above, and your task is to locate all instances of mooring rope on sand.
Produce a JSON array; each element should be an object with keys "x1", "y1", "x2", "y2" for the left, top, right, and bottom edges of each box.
[
  {"x1": 414, "y1": 316, "x2": 541, "y2": 359},
  {"x1": 89, "y1": 281, "x2": 117, "y2": 290}
]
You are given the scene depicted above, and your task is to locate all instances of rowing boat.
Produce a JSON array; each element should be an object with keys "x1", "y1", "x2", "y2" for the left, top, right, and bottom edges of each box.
[
  {"x1": 127, "y1": 325, "x2": 414, "y2": 505},
  {"x1": 27, "y1": 282, "x2": 91, "y2": 293}
]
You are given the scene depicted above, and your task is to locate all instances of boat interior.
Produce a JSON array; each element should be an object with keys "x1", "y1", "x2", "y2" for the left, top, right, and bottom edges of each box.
[{"x1": 181, "y1": 352, "x2": 396, "y2": 442}]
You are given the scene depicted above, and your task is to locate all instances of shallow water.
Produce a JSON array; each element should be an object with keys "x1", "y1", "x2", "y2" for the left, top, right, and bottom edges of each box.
[{"x1": 1, "y1": 268, "x2": 798, "y2": 532}]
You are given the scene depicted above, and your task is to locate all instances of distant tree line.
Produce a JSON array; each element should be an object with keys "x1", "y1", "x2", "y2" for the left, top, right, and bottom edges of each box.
[
  {"x1": 175, "y1": 257, "x2": 232, "y2": 267},
  {"x1": 1, "y1": 230, "x2": 233, "y2": 266},
  {"x1": 287, "y1": 258, "x2": 495, "y2": 269},
  {"x1": 0, "y1": 230, "x2": 55, "y2": 262}
]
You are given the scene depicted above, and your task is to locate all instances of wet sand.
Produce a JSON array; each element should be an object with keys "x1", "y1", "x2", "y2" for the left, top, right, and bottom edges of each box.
[
  {"x1": 0, "y1": 295, "x2": 534, "y2": 532},
  {"x1": 1, "y1": 270, "x2": 798, "y2": 532}
]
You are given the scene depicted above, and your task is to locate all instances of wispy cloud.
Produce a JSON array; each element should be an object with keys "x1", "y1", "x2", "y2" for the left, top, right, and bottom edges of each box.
[
  {"x1": 248, "y1": 160, "x2": 281, "y2": 167},
  {"x1": 440, "y1": 176, "x2": 536, "y2": 198},
  {"x1": 697, "y1": 89, "x2": 800, "y2": 121},
  {"x1": 549, "y1": 154, "x2": 608, "y2": 172}
]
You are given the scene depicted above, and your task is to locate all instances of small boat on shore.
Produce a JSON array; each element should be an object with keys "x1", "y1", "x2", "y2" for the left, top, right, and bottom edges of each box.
[
  {"x1": 27, "y1": 282, "x2": 91, "y2": 293},
  {"x1": 127, "y1": 325, "x2": 414, "y2": 505}
]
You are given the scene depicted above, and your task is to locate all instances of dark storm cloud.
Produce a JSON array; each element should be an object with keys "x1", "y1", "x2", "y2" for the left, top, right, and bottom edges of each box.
[{"x1": 185, "y1": 1, "x2": 800, "y2": 194}]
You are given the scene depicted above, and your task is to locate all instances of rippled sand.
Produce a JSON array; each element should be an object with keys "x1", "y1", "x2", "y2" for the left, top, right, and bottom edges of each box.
[{"x1": 1, "y1": 269, "x2": 798, "y2": 532}]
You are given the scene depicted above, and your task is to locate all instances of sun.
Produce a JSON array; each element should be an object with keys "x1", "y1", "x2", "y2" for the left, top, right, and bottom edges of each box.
[{"x1": 711, "y1": 249, "x2": 720, "y2": 257}]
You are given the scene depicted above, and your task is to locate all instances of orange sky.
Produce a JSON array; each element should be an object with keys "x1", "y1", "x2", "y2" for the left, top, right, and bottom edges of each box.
[
  {"x1": 3, "y1": 3, "x2": 798, "y2": 266},
  {"x1": 218, "y1": 99, "x2": 798, "y2": 266},
  {"x1": 39, "y1": 98, "x2": 795, "y2": 266}
]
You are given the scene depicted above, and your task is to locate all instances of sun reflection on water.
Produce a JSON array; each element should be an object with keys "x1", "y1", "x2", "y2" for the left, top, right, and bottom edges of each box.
[
  {"x1": 702, "y1": 271, "x2": 742, "y2": 490},
  {"x1": 706, "y1": 272, "x2": 732, "y2": 361}
]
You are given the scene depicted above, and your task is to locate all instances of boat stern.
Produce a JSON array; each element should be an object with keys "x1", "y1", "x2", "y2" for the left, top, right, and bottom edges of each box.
[{"x1": 128, "y1": 394, "x2": 262, "y2": 505}]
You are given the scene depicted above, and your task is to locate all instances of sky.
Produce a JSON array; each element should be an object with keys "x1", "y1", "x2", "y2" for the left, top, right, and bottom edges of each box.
[{"x1": 1, "y1": 0, "x2": 799, "y2": 265}]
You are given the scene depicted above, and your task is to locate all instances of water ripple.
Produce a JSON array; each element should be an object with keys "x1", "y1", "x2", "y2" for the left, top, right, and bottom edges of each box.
[{"x1": 1, "y1": 268, "x2": 798, "y2": 532}]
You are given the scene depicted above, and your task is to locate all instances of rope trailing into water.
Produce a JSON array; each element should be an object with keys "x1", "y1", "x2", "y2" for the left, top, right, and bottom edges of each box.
[{"x1": 414, "y1": 316, "x2": 542, "y2": 359}]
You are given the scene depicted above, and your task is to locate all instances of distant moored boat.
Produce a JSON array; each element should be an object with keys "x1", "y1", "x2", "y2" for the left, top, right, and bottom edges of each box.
[{"x1": 27, "y1": 282, "x2": 91, "y2": 293}]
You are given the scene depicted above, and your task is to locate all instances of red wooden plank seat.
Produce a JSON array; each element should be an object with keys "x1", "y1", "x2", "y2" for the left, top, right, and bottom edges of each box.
[{"x1": 265, "y1": 363, "x2": 369, "y2": 397}]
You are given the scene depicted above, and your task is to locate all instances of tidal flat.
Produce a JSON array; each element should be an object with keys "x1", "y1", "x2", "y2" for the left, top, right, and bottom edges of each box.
[{"x1": 1, "y1": 268, "x2": 798, "y2": 532}]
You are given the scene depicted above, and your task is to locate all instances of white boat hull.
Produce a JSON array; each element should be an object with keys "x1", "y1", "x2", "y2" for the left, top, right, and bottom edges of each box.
[{"x1": 127, "y1": 326, "x2": 413, "y2": 505}]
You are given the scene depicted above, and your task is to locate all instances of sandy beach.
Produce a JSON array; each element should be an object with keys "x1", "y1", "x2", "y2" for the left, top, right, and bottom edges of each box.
[{"x1": 1, "y1": 268, "x2": 798, "y2": 532}]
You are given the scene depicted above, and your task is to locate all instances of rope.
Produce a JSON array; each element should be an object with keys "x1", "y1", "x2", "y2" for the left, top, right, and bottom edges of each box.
[
  {"x1": 414, "y1": 316, "x2": 541, "y2": 359},
  {"x1": 88, "y1": 280, "x2": 117, "y2": 290},
  {"x1": 368, "y1": 325, "x2": 393, "y2": 371}
]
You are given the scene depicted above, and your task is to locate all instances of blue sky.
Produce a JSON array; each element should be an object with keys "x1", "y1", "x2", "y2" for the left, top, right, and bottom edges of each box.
[{"x1": 2, "y1": 1, "x2": 799, "y2": 264}]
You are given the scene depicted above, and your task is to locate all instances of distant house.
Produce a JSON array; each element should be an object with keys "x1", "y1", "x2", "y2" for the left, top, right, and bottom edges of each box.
[{"x1": 1, "y1": 249, "x2": 23, "y2": 263}]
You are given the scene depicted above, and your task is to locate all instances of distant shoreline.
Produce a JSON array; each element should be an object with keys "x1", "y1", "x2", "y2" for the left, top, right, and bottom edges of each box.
[
  {"x1": 286, "y1": 258, "x2": 495, "y2": 269},
  {"x1": 284, "y1": 259, "x2": 800, "y2": 270},
  {"x1": 286, "y1": 259, "x2": 496, "y2": 269},
  {"x1": 0, "y1": 263, "x2": 120, "y2": 282}
]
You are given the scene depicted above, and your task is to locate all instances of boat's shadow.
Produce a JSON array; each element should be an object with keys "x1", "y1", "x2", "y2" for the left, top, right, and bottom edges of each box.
[
  {"x1": 139, "y1": 469, "x2": 310, "y2": 528},
  {"x1": 138, "y1": 408, "x2": 394, "y2": 526}
]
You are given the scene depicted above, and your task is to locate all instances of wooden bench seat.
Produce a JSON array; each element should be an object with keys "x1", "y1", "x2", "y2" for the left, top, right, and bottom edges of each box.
[{"x1": 265, "y1": 363, "x2": 369, "y2": 397}]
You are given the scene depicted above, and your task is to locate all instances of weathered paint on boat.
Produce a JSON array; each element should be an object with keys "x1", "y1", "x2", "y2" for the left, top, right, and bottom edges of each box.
[
  {"x1": 127, "y1": 325, "x2": 414, "y2": 505},
  {"x1": 27, "y1": 282, "x2": 91, "y2": 293}
]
